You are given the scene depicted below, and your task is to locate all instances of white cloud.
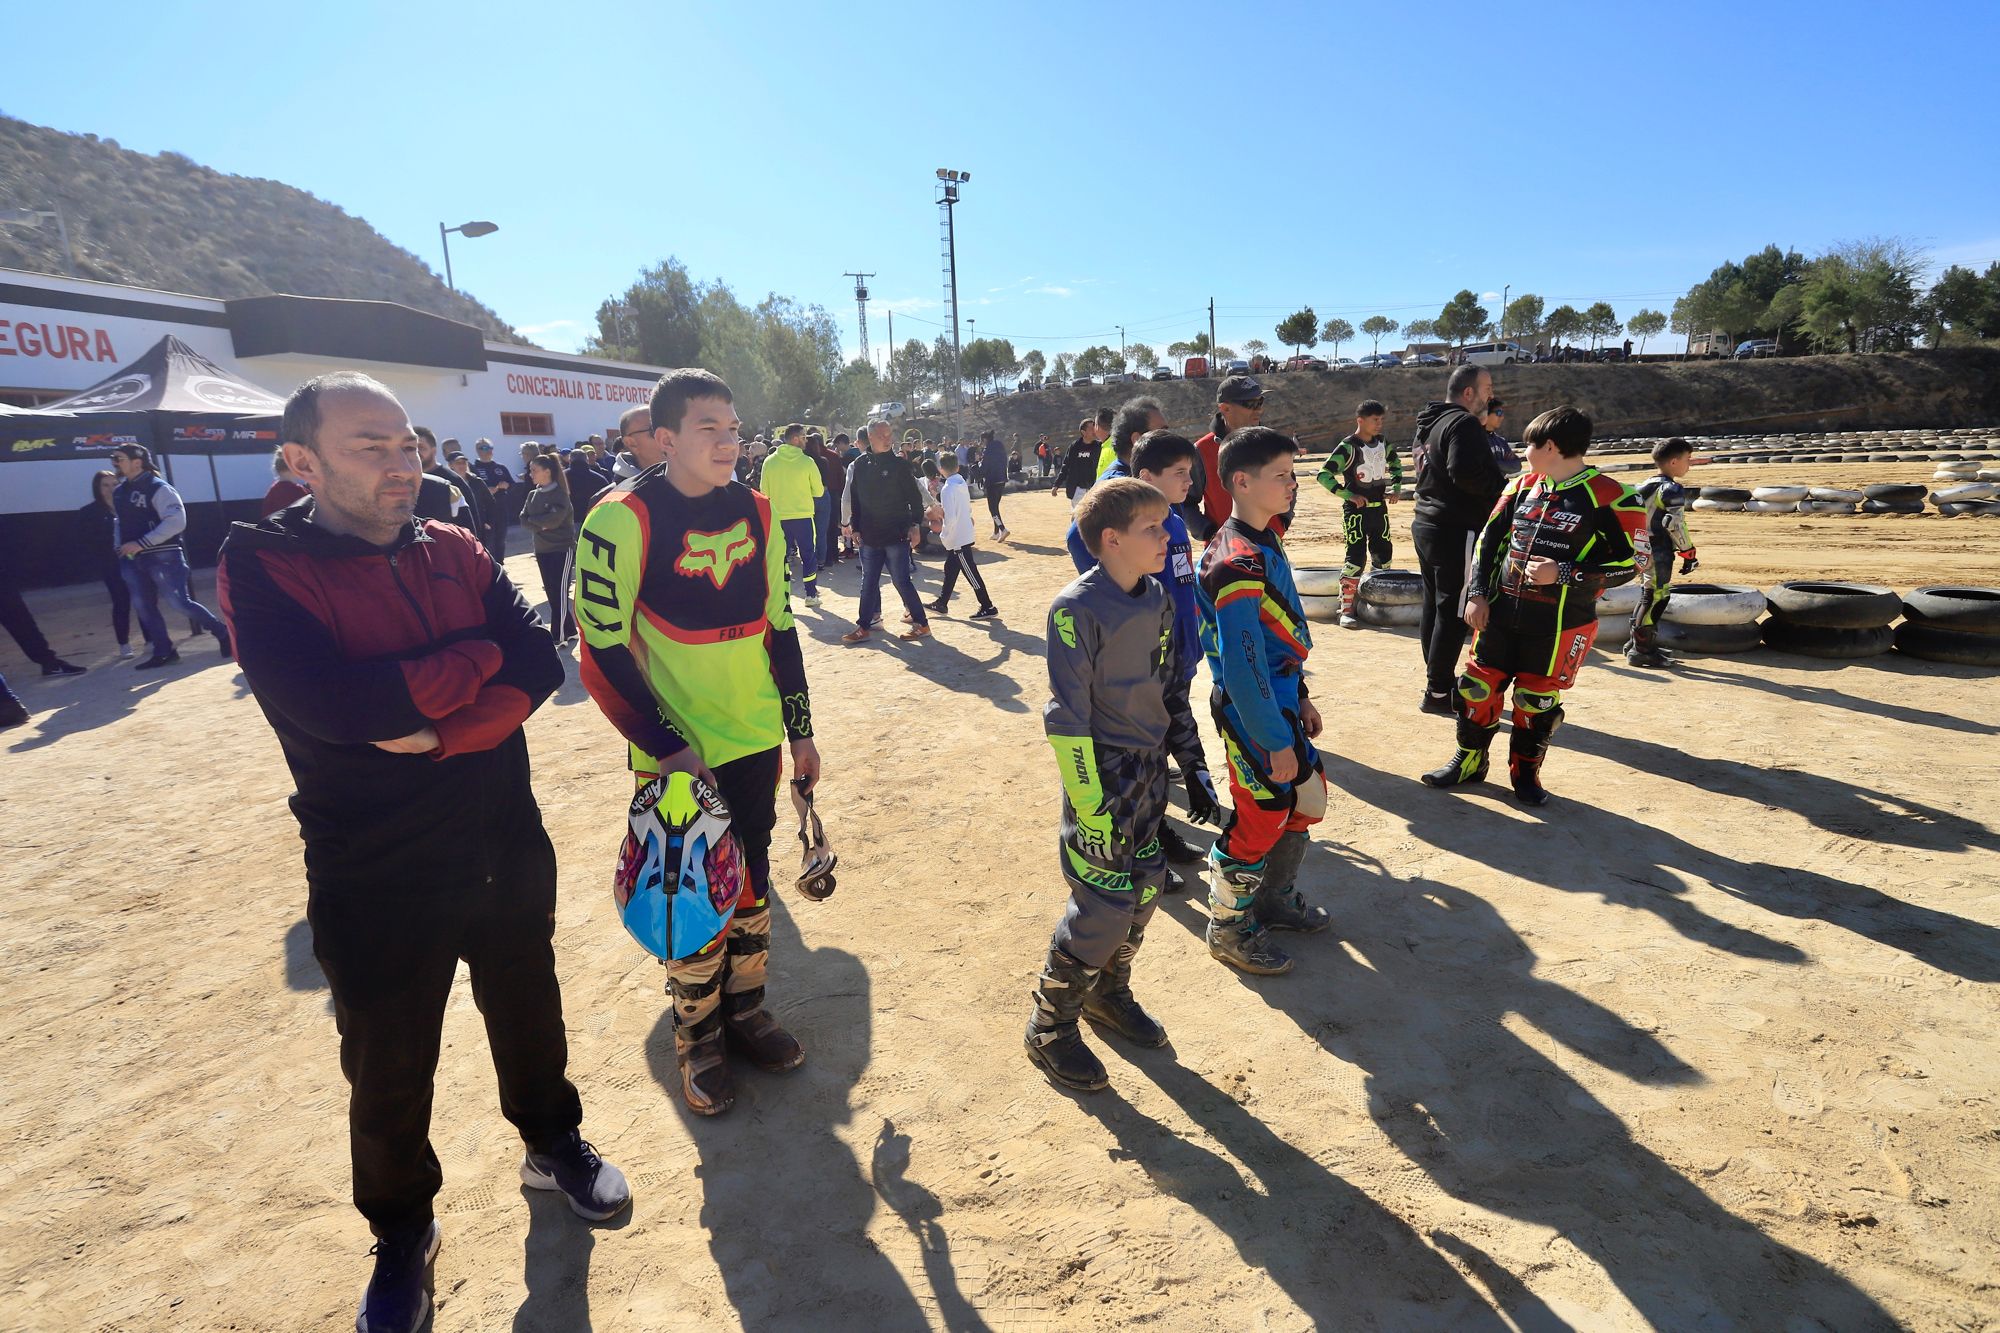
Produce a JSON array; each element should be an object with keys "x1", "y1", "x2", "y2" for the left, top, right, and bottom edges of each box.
[
  {"x1": 1479, "y1": 291, "x2": 1501, "y2": 303},
  {"x1": 1028, "y1": 285, "x2": 1075, "y2": 298}
]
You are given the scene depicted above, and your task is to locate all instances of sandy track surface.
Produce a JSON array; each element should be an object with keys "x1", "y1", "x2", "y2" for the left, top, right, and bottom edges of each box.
[{"x1": 3, "y1": 477, "x2": 1996, "y2": 1331}]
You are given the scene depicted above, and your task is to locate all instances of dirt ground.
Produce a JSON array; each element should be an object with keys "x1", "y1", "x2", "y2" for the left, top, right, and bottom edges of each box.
[{"x1": 3, "y1": 461, "x2": 1998, "y2": 1332}]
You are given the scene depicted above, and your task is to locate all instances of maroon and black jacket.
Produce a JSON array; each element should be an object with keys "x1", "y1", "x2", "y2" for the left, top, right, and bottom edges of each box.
[{"x1": 218, "y1": 500, "x2": 564, "y2": 887}]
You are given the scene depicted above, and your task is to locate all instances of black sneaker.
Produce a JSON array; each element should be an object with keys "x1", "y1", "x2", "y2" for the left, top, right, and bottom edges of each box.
[
  {"x1": 134, "y1": 651, "x2": 182, "y2": 671},
  {"x1": 41, "y1": 658, "x2": 87, "y2": 677},
  {"x1": 969, "y1": 605, "x2": 1000, "y2": 619},
  {"x1": 519, "y1": 1131, "x2": 631, "y2": 1222},
  {"x1": 925, "y1": 599, "x2": 949, "y2": 613},
  {"x1": 1156, "y1": 823, "x2": 1203, "y2": 865},
  {"x1": 1419, "y1": 690, "x2": 1455, "y2": 717},
  {"x1": 356, "y1": 1219, "x2": 440, "y2": 1333},
  {"x1": 0, "y1": 699, "x2": 27, "y2": 730}
]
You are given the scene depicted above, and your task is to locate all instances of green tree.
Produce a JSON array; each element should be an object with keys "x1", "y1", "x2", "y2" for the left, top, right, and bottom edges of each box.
[
  {"x1": 1677, "y1": 244, "x2": 1810, "y2": 343},
  {"x1": 1922, "y1": 265, "x2": 1995, "y2": 345},
  {"x1": 1243, "y1": 338, "x2": 1269, "y2": 359},
  {"x1": 1130, "y1": 343, "x2": 1158, "y2": 371},
  {"x1": 1212, "y1": 345, "x2": 1237, "y2": 361},
  {"x1": 1275, "y1": 306, "x2": 1318, "y2": 356},
  {"x1": 1021, "y1": 348, "x2": 1047, "y2": 383},
  {"x1": 1542, "y1": 304, "x2": 1584, "y2": 349},
  {"x1": 1434, "y1": 290, "x2": 1489, "y2": 347},
  {"x1": 1320, "y1": 317, "x2": 1354, "y2": 359},
  {"x1": 1790, "y1": 239, "x2": 1926, "y2": 353},
  {"x1": 1166, "y1": 340, "x2": 1192, "y2": 371},
  {"x1": 1360, "y1": 315, "x2": 1399, "y2": 357},
  {"x1": 1582, "y1": 302, "x2": 1621, "y2": 350},
  {"x1": 1051, "y1": 351, "x2": 1075, "y2": 382},
  {"x1": 1502, "y1": 293, "x2": 1544, "y2": 341},
  {"x1": 584, "y1": 257, "x2": 704, "y2": 365},
  {"x1": 1073, "y1": 345, "x2": 1114, "y2": 377},
  {"x1": 887, "y1": 337, "x2": 934, "y2": 398},
  {"x1": 1404, "y1": 318, "x2": 1435, "y2": 349},
  {"x1": 1626, "y1": 308, "x2": 1667, "y2": 354}
]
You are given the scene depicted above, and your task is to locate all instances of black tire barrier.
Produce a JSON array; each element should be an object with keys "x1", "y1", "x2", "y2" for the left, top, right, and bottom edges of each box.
[
  {"x1": 1938, "y1": 501, "x2": 2000, "y2": 517},
  {"x1": 1863, "y1": 483, "x2": 1927, "y2": 502},
  {"x1": 1900, "y1": 585, "x2": 2000, "y2": 635},
  {"x1": 1762, "y1": 580, "x2": 1903, "y2": 630},
  {"x1": 1761, "y1": 619, "x2": 1895, "y2": 660},
  {"x1": 1894, "y1": 621, "x2": 2000, "y2": 668},
  {"x1": 1700, "y1": 487, "x2": 1753, "y2": 503},
  {"x1": 1659, "y1": 584, "x2": 1767, "y2": 626},
  {"x1": 1357, "y1": 569, "x2": 1425, "y2": 607},
  {"x1": 1356, "y1": 600, "x2": 1422, "y2": 628},
  {"x1": 1861, "y1": 499, "x2": 1927, "y2": 514},
  {"x1": 1658, "y1": 619, "x2": 1762, "y2": 654}
]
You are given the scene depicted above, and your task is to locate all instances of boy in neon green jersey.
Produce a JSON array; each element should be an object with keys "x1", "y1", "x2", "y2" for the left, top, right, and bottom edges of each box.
[{"x1": 575, "y1": 369, "x2": 823, "y2": 1118}]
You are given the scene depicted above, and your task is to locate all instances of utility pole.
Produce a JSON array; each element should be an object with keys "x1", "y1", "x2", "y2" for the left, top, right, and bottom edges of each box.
[
  {"x1": 844, "y1": 271, "x2": 875, "y2": 363},
  {"x1": 1501, "y1": 283, "x2": 1510, "y2": 341},
  {"x1": 886, "y1": 309, "x2": 894, "y2": 379},
  {"x1": 1208, "y1": 298, "x2": 1217, "y2": 369},
  {"x1": 1117, "y1": 325, "x2": 1125, "y2": 365}
]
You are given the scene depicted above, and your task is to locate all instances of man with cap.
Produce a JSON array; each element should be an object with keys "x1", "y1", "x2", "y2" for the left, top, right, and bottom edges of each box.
[
  {"x1": 470, "y1": 439, "x2": 516, "y2": 556},
  {"x1": 1191, "y1": 376, "x2": 1268, "y2": 540},
  {"x1": 413, "y1": 426, "x2": 474, "y2": 531}
]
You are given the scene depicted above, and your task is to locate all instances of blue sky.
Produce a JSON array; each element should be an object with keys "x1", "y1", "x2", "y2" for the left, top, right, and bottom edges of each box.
[{"x1": 5, "y1": 1, "x2": 1997, "y2": 364}]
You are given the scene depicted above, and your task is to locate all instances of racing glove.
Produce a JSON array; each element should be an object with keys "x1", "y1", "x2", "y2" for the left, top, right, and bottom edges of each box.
[{"x1": 1184, "y1": 767, "x2": 1224, "y2": 828}]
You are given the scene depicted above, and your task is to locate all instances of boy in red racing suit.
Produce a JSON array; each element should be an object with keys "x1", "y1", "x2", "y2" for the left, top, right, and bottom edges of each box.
[{"x1": 1421, "y1": 406, "x2": 1642, "y2": 805}]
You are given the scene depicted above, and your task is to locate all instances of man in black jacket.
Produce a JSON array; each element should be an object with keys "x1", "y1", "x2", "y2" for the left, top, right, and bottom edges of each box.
[
  {"x1": 1409, "y1": 365, "x2": 1501, "y2": 715},
  {"x1": 220, "y1": 373, "x2": 627, "y2": 1333},
  {"x1": 841, "y1": 419, "x2": 933, "y2": 642},
  {"x1": 1053, "y1": 416, "x2": 1102, "y2": 501}
]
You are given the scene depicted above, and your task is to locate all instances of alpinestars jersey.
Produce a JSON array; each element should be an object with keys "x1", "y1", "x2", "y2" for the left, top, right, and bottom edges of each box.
[
  {"x1": 1317, "y1": 431, "x2": 1404, "y2": 505},
  {"x1": 1197, "y1": 517, "x2": 1312, "y2": 757},
  {"x1": 1631, "y1": 474, "x2": 1694, "y2": 583},
  {"x1": 575, "y1": 467, "x2": 811, "y2": 770},
  {"x1": 1471, "y1": 467, "x2": 1643, "y2": 634}
]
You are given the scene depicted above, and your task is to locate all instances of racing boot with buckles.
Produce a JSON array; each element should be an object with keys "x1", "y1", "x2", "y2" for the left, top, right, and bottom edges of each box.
[
  {"x1": 1025, "y1": 948, "x2": 1109, "y2": 1090},
  {"x1": 1205, "y1": 852, "x2": 1294, "y2": 975},
  {"x1": 1082, "y1": 922, "x2": 1167, "y2": 1047},
  {"x1": 1421, "y1": 714, "x2": 1497, "y2": 789},
  {"x1": 673, "y1": 1013, "x2": 735, "y2": 1116},
  {"x1": 1252, "y1": 829, "x2": 1329, "y2": 933}
]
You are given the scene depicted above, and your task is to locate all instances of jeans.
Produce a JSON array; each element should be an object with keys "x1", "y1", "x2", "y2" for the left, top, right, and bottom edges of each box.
[
  {"x1": 1411, "y1": 519, "x2": 1477, "y2": 697},
  {"x1": 814, "y1": 494, "x2": 837, "y2": 565},
  {"x1": 780, "y1": 516, "x2": 819, "y2": 597},
  {"x1": 124, "y1": 548, "x2": 225, "y2": 656},
  {"x1": 856, "y1": 541, "x2": 927, "y2": 630}
]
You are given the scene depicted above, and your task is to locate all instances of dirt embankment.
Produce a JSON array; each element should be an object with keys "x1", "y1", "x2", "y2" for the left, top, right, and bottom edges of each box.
[{"x1": 927, "y1": 349, "x2": 2000, "y2": 451}]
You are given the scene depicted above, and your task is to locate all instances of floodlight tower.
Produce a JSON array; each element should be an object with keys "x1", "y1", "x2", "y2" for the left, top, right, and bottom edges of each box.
[
  {"x1": 935, "y1": 169, "x2": 970, "y2": 435},
  {"x1": 844, "y1": 270, "x2": 875, "y2": 363}
]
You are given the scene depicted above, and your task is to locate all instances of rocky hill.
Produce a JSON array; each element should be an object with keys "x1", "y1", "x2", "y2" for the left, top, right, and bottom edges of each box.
[
  {"x1": 925, "y1": 348, "x2": 2000, "y2": 450},
  {"x1": 0, "y1": 115, "x2": 523, "y2": 343}
]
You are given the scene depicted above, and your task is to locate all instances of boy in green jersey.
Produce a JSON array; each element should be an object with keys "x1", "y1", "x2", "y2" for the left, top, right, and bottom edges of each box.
[{"x1": 576, "y1": 369, "x2": 824, "y2": 1118}]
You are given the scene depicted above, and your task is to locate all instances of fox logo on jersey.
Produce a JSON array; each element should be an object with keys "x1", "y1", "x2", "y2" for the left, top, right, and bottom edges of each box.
[{"x1": 675, "y1": 520, "x2": 757, "y2": 588}]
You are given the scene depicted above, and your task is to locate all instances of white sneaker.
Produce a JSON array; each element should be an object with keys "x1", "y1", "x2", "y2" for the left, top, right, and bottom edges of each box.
[
  {"x1": 1338, "y1": 613, "x2": 1361, "y2": 630},
  {"x1": 118, "y1": 643, "x2": 135, "y2": 660}
]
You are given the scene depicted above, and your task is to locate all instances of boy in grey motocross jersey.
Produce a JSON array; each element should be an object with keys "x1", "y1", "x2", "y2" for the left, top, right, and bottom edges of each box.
[{"x1": 1025, "y1": 479, "x2": 1196, "y2": 1094}]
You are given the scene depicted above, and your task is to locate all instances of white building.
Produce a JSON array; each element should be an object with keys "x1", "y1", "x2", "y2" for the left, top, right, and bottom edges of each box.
[{"x1": 1, "y1": 267, "x2": 663, "y2": 584}]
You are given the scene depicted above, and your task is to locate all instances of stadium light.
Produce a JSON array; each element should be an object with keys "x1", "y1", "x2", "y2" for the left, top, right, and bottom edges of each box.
[{"x1": 438, "y1": 220, "x2": 499, "y2": 291}]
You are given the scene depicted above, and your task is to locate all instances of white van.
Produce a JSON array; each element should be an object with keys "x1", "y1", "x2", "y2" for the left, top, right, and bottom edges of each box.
[{"x1": 1459, "y1": 340, "x2": 1532, "y2": 366}]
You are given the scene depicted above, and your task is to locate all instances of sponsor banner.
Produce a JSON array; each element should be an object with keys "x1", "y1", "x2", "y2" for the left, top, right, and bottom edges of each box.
[{"x1": 0, "y1": 413, "x2": 278, "y2": 461}]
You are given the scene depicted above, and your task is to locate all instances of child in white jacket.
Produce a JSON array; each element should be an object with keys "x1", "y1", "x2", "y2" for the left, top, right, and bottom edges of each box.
[{"x1": 927, "y1": 455, "x2": 999, "y2": 618}]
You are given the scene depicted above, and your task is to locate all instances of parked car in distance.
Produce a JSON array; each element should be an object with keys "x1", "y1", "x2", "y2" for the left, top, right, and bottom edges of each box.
[
  {"x1": 1149, "y1": 365, "x2": 1174, "y2": 381},
  {"x1": 1183, "y1": 355, "x2": 1210, "y2": 379},
  {"x1": 1459, "y1": 340, "x2": 1533, "y2": 366},
  {"x1": 1070, "y1": 375, "x2": 1093, "y2": 387},
  {"x1": 1355, "y1": 353, "x2": 1402, "y2": 369},
  {"x1": 870, "y1": 400, "x2": 907, "y2": 420},
  {"x1": 1223, "y1": 358, "x2": 1251, "y2": 375},
  {"x1": 1407, "y1": 352, "x2": 1447, "y2": 367},
  {"x1": 1735, "y1": 339, "x2": 1778, "y2": 359},
  {"x1": 1283, "y1": 355, "x2": 1329, "y2": 371},
  {"x1": 1331, "y1": 357, "x2": 1358, "y2": 369}
]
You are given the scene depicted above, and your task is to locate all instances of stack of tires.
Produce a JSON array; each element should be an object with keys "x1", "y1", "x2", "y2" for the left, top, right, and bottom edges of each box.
[
  {"x1": 1894, "y1": 587, "x2": 2000, "y2": 667},
  {"x1": 1761, "y1": 581, "x2": 1900, "y2": 659},
  {"x1": 1747, "y1": 484, "x2": 1807, "y2": 513},
  {"x1": 1691, "y1": 486, "x2": 1749, "y2": 513},
  {"x1": 1932, "y1": 480, "x2": 2000, "y2": 516},
  {"x1": 1861, "y1": 483, "x2": 1927, "y2": 515},
  {"x1": 1294, "y1": 568, "x2": 1342, "y2": 623},
  {"x1": 1800, "y1": 486, "x2": 1862, "y2": 515},
  {"x1": 1593, "y1": 583, "x2": 1643, "y2": 651},
  {"x1": 1356, "y1": 569, "x2": 1424, "y2": 627},
  {"x1": 1657, "y1": 584, "x2": 1765, "y2": 654}
]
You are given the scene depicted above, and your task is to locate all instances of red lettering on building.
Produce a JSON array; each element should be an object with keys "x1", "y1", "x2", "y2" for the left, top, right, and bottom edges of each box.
[{"x1": 0, "y1": 320, "x2": 119, "y2": 362}]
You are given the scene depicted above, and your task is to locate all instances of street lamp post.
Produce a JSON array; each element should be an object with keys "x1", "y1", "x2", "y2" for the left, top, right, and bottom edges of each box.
[
  {"x1": 1117, "y1": 325, "x2": 1125, "y2": 368},
  {"x1": 935, "y1": 170, "x2": 971, "y2": 438},
  {"x1": 0, "y1": 205, "x2": 77, "y2": 277},
  {"x1": 438, "y1": 219, "x2": 499, "y2": 291},
  {"x1": 1501, "y1": 284, "x2": 1510, "y2": 342}
]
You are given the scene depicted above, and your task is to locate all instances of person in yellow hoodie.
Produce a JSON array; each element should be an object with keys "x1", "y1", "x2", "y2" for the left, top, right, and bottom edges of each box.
[{"x1": 762, "y1": 423, "x2": 827, "y2": 606}]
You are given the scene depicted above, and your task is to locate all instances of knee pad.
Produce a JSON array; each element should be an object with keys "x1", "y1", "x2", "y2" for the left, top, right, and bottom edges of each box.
[
  {"x1": 1457, "y1": 663, "x2": 1508, "y2": 728},
  {"x1": 1292, "y1": 769, "x2": 1329, "y2": 821},
  {"x1": 1513, "y1": 692, "x2": 1564, "y2": 735}
]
